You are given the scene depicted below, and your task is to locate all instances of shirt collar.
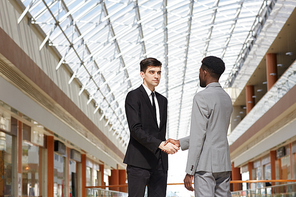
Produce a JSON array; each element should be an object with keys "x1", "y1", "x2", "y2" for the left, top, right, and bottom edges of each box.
[
  {"x1": 206, "y1": 82, "x2": 221, "y2": 88},
  {"x1": 142, "y1": 84, "x2": 154, "y2": 96}
]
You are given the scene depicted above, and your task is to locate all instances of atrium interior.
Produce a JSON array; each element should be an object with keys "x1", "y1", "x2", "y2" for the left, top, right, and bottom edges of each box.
[{"x1": 0, "y1": 0, "x2": 296, "y2": 196}]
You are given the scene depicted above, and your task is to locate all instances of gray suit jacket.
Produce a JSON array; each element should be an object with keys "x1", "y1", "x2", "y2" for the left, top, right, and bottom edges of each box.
[{"x1": 179, "y1": 82, "x2": 233, "y2": 175}]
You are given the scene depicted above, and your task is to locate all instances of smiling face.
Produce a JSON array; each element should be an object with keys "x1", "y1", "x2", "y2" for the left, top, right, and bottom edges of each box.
[{"x1": 140, "y1": 66, "x2": 161, "y2": 91}]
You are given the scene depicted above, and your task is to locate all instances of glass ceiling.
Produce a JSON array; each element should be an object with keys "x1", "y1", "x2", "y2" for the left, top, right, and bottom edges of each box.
[{"x1": 18, "y1": 0, "x2": 275, "y2": 147}]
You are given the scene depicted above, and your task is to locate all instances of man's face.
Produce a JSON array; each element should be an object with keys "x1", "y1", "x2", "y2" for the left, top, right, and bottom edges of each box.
[
  {"x1": 141, "y1": 66, "x2": 161, "y2": 90},
  {"x1": 199, "y1": 67, "x2": 206, "y2": 87}
]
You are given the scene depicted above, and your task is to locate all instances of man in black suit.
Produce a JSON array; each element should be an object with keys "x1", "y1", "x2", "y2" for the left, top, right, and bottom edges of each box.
[{"x1": 124, "y1": 57, "x2": 178, "y2": 197}]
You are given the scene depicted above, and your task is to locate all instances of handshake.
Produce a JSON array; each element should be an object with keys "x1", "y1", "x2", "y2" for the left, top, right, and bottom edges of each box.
[{"x1": 159, "y1": 138, "x2": 180, "y2": 154}]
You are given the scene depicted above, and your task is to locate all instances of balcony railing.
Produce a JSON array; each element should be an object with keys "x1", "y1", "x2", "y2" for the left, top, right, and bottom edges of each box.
[
  {"x1": 86, "y1": 187, "x2": 128, "y2": 197},
  {"x1": 228, "y1": 60, "x2": 296, "y2": 145},
  {"x1": 86, "y1": 180, "x2": 296, "y2": 197},
  {"x1": 231, "y1": 183, "x2": 296, "y2": 197}
]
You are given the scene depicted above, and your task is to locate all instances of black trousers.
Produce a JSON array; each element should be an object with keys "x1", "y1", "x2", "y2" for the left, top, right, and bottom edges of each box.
[{"x1": 127, "y1": 158, "x2": 167, "y2": 197}]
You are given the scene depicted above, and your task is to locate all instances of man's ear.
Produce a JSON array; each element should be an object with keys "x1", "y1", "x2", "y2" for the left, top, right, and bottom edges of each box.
[
  {"x1": 140, "y1": 71, "x2": 145, "y2": 79},
  {"x1": 201, "y1": 69, "x2": 208, "y2": 77},
  {"x1": 203, "y1": 69, "x2": 209, "y2": 77}
]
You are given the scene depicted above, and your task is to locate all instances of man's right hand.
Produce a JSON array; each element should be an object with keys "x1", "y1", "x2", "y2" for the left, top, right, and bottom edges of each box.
[
  {"x1": 159, "y1": 141, "x2": 179, "y2": 154},
  {"x1": 164, "y1": 138, "x2": 180, "y2": 148}
]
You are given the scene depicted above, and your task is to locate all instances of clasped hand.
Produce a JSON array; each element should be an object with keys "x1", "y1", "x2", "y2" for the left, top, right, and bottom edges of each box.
[{"x1": 159, "y1": 138, "x2": 180, "y2": 154}]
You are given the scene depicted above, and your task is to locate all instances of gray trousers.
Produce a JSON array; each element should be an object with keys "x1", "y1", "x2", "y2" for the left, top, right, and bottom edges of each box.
[{"x1": 194, "y1": 171, "x2": 231, "y2": 197}]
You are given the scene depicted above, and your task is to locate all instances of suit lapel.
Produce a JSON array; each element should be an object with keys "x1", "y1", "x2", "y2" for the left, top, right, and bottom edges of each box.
[{"x1": 139, "y1": 85, "x2": 158, "y2": 124}]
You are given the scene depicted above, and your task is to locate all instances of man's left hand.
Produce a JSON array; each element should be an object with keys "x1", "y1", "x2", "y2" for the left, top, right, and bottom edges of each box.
[{"x1": 184, "y1": 174, "x2": 194, "y2": 191}]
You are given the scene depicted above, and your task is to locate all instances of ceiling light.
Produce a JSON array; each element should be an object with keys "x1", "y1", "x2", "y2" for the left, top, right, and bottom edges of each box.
[
  {"x1": 277, "y1": 64, "x2": 283, "y2": 67},
  {"x1": 286, "y1": 52, "x2": 293, "y2": 56}
]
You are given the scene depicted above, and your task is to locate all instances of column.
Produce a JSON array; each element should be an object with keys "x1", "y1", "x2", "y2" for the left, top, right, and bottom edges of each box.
[
  {"x1": 47, "y1": 135, "x2": 54, "y2": 197},
  {"x1": 270, "y1": 151, "x2": 276, "y2": 185},
  {"x1": 38, "y1": 148, "x2": 43, "y2": 197},
  {"x1": 119, "y1": 170, "x2": 127, "y2": 192},
  {"x1": 0, "y1": 151, "x2": 4, "y2": 196},
  {"x1": 278, "y1": 158, "x2": 282, "y2": 179},
  {"x1": 266, "y1": 53, "x2": 278, "y2": 91},
  {"x1": 99, "y1": 164, "x2": 105, "y2": 189},
  {"x1": 17, "y1": 121, "x2": 23, "y2": 197},
  {"x1": 109, "y1": 168, "x2": 119, "y2": 191},
  {"x1": 81, "y1": 154, "x2": 86, "y2": 197},
  {"x1": 290, "y1": 143, "x2": 293, "y2": 179},
  {"x1": 231, "y1": 163, "x2": 242, "y2": 191},
  {"x1": 246, "y1": 85, "x2": 255, "y2": 114},
  {"x1": 66, "y1": 148, "x2": 70, "y2": 197}
]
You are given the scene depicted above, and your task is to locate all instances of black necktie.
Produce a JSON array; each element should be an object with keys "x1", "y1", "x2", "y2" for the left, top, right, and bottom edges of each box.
[{"x1": 151, "y1": 92, "x2": 156, "y2": 118}]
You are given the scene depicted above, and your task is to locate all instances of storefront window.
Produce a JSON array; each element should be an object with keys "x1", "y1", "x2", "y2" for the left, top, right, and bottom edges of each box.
[
  {"x1": 281, "y1": 156, "x2": 291, "y2": 179},
  {"x1": 241, "y1": 165, "x2": 249, "y2": 190},
  {"x1": 86, "y1": 159, "x2": 100, "y2": 187},
  {"x1": 69, "y1": 160, "x2": 77, "y2": 197},
  {"x1": 104, "y1": 169, "x2": 111, "y2": 187},
  {"x1": 253, "y1": 160, "x2": 262, "y2": 188},
  {"x1": 263, "y1": 163, "x2": 272, "y2": 195},
  {"x1": 92, "y1": 168, "x2": 98, "y2": 186},
  {"x1": 293, "y1": 153, "x2": 296, "y2": 179},
  {"x1": 0, "y1": 132, "x2": 15, "y2": 196},
  {"x1": 256, "y1": 166, "x2": 262, "y2": 188},
  {"x1": 275, "y1": 159, "x2": 280, "y2": 181},
  {"x1": 281, "y1": 146, "x2": 291, "y2": 180},
  {"x1": 263, "y1": 164, "x2": 271, "y2": 180},
  {"x1": 54, "y1": 153, "x2": 65, "y2": 197},
  {"x1": 292, "y1": 142, "x2": 296, "y2": 179},
  {"x1": 22, "y1": 122, "x2": 43, "y2": 197},
  {"x1": 262, "y1": 155, "x2": 271, "y2": 188},
  {"x1": 86, "y1": 167, "x2": 92, "y2": 186},
  {"x1": 22, "y1": 141, "x2": 42, "y2": 196}
]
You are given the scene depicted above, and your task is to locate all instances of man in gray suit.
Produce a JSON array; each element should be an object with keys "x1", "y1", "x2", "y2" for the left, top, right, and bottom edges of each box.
[{"x1": 167, "y1": 56, "x2": 233, "y2": 196}]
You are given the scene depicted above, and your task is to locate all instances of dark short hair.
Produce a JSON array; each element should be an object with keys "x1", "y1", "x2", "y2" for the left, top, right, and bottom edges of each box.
[
  {"x1": 140, "y1": 57, "x2": 162, "y2": 72},
  {"x1": 201, "y1": 56, "x2": 225, "y2": 78}
]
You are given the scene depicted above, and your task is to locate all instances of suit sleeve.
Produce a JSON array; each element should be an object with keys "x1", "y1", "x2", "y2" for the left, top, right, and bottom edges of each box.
[
  {"x1": 185, "y1": 93, "x2": 209, "y2": 175},
  {"x1": 125, "y1": 92, "x2": 162, "y2": 153},
  {"x1": 179, "y1": 136, "x2": 190, "y2": 150}
]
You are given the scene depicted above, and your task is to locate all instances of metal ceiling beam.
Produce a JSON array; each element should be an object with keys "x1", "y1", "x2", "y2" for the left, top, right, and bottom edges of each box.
[
  {"x1": 101, "y1": 1, "x2": 132, "y2": 88},
  {"x1": 176, "y1": 0, "x2": 194, "y2": 139},
  {"x1": 162, "y1": 0, "x2": 169, "y2": 138},
  {"x1": 221, "y1": 2, "x2": 243, "y2": 58},
  {"x1": 17, "y1": 0, "x2": 278, "y2": 149},
  {"x1": 163, "y1": 0, "x2": 168, "y2": 98},
  {"x1": 39, "y1": 0, "x2": 128, "y2": 144},
  {"x1": 225, "y1": 0, "x2": 277, "y2": 87},
  {"x1": 18, "y1": 0, "x2": 39, "y2": 24},
  {"x1": 203, "y1": 0, "x2": 220, "y2": 57}
]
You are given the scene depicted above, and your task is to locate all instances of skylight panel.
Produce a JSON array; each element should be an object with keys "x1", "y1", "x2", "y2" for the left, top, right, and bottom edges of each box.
[{"x1": 17, "y1": 0, "x2": 277, "y2": 145}]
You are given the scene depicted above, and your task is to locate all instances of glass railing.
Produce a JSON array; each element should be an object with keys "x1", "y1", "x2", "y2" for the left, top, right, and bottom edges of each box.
[
  {"x1": 228, "y1": 60, "x2": 296, "y2": 145},
  {"x1": 231, "y1": 182, "x2": 296, "y2": 197},
  {"x1": 86, "y1": 188, "x2": 128, "y2": 197},
  {"x1": 86, "y1": 181, "x2": 296, "y2": 197}
]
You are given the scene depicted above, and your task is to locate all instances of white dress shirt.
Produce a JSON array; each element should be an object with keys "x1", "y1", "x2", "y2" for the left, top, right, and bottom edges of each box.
[{"x1": 142, "y1": 84, "x2": 160, "y2": 127}]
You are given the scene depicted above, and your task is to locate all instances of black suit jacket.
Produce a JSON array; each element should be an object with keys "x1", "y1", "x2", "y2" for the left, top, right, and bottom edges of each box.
[{"x1": 123, "y1": 85, "x2": 168, "y2": 170}]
